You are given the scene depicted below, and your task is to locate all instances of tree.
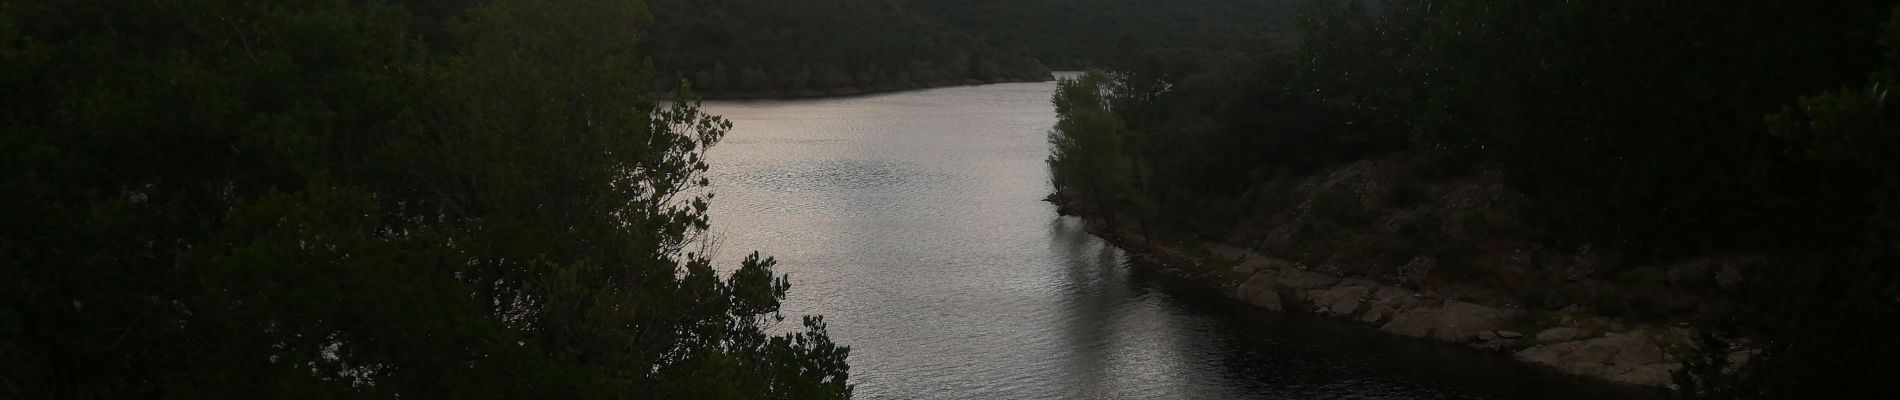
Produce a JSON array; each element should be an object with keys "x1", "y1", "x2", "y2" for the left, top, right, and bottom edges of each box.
[
  {"x1": 1047, "y1": 71, "x2": 1147, "y2": 232},
  {"x1": 0, "y1": 0, "x2": 850, "y2": 398},
  {"x1": 1674, "y1": 9, "x2": 1900, "y2": 398}
]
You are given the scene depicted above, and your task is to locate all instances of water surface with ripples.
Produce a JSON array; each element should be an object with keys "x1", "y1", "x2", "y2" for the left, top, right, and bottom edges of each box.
[{"x1": 700, "y1": 77, "x2": 1656, "y2": 400}]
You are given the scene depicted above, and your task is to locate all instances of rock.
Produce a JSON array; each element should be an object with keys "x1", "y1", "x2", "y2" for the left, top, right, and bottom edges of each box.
[
  {"x1": 1470, "y1": 341, "x2": 1506, "y2": 351},
  {"x1": 1381, "y1": 306, "x2": 1441, "y2": 339},
  {"x1": 1727, "y1": 348, "x2": 1760, "y2": 372},
  {"x1": 1339, "y1": 278, "x2": 1381, "y2": 288},
  {"x1": 1536, "y1": 327, "x2": 1590, "y2": 343},
  {"x1": 1232, "y1": 262, "x2": 1259, "y2": 275},
  {"x1": 1567, "y1": 333, "x2": 1643, "y2": 364},
  {"x1": 1248, "y1": 290, "x2": 1283, "y2": 311},
  {"x1": 1309, "y1": 159, "x2": 1390, "y2": 202},
  {"x1": 1429, "y1": 301, "x2": 1517, "y2": 343},
  {"x1": 1359, "y1": 306, "x2": 1394, "y2": 324},
  {"x1": 1236, "y1": 272, "x2": 1273, "y2": 294},
  {"x1": 1395, "y1": 256, "x2": 1436, "y2": 286},
  {"x1": 1374, "y1": 209, "x2": 1424, "y2": 235},
  {"x1": 1358, "y1": 286, "x2": 1418, "y2": 324},
  {"x1": 1437, "y1": 182, "x2": 1505, "y2": 216},
  {"x1": 1307, "y1": 286, "x2": 1371, "y2": 316},
  {"x1": 1202, "y1": 242, "x2": 1254, "y2": 261},
  {"x1": 1234, "y1": 273, "x2": 1283, "y2": 311},
  {"x1": 1514, "y1": 331, "x2": 1680, "y2": 387},
  {"x1": 1504, "y1": 248, "x2": 1534, "y2": 273},
  {"x1": 1381, "y1": 300, "x2": 1515, "y2": 343},
  {"x1": 1215, "y1": 245, "x2": 1272, "y2": 276},
  {"x1": 1277, "y1": 268, "x2": 1342, "y2": 289},
  {"x1": 1516, "y1": 341, "x2": 1587, "y2": 366},
  {"x1": 1313, "y1": 263, "x2": 1350, "y2": 276},
  {"x1": 1614, "y1": 363, "x2": 1678, "y2": 387},
  {"x1": 1497, "y1": 330, "x2": 1524, "y2": 339},
  {"x1": 1610, "y1": 337, "x2": 1665, "y2": 366},
  {"x1": 1476, "y1": 331, "x2": 1499, "y2": 342}
]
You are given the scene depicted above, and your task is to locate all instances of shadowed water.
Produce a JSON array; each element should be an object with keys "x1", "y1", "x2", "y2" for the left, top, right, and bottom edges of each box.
[{"x1": 701, "y1": 77, "x2": 1656, "y2": 399}]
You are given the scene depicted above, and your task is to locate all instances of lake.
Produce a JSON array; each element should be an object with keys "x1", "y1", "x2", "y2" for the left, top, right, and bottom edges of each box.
[{"x1": 701, "y1": 76, "x2": 1652, "y2": 399}]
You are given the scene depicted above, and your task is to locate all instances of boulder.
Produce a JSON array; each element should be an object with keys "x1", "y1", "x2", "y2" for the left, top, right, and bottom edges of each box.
[
  {"x1": 1339, "y1": 278, "x2": 1382, "y2": 288},
  {"x1": 1277, "y1": 268, "x2": 1342, "y2": 289},
  {"x1": 1536, "y1": 327, "x2": 1590, "y2": 343},
  {"x1": 1381, "y1": 306, "x2": 1440, "y2": 339},
  {"x1": 1516, "y1": 341, "x2": 1588, "y2": 367},
  {"x1": 1235, "y1": 273, "x2": 1273, "y2": 296},
  {"x1": 1234, "y1": 273, "x2": 1283, "y2": 311},
  {"x1": 1359, "y1": 306, "x2": 1396, "y2": 325},
  {"x1": 1394, "y1": 256, "x2": 1436, "y2": 286},
  {"x1": 1497, "y1": 330, "x2": 1524, "y2": 339},
  {"x1": 1202, "y1": 242, "x2": 1255, "y2": 262},
  {"x1": 1514, "y1": 331, "x2": 1679, "y2": 387},
  {"x1": 1381, "y1": 300, "x2": 1515, "y2": 343},
  {"x1": 1614, "y1": 363, "x2": 1678, "y2": 387},
  {"x1": 1226, "y1": 251, "x2": 1277, "y2": 276},
  {"x1": 1358, "y1": 286, "x2": 1418, "y2": 324},
  {"x1": 1306, "y1": 286, "x2": 1371, "y2": 316},
  {"x1": 1248, "y1": 289, "x2": 1284, "y2": 311},
  {"x1": 1232, "y1": 262, "x2": 1259, "y2": 275},
  {"x1": 1432, "y1": 301, "x2": 1517, "y2": 343},
  {"x1": 1609, "y1": 337, "x2": 1665, "y2": 366},
  {"x1": 1476, "y1": 331, "x2": 1499, "y2": 342}
]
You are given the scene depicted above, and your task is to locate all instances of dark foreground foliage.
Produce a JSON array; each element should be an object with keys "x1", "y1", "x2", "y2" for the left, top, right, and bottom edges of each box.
[{"x1": 0, "y1": 0, "x2": 849, "y2": 398}]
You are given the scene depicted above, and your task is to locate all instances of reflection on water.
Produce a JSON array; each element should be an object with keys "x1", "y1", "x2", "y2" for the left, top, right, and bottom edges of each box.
[{"x1": 701, "y1": 80, "x2": 1655, "y2": 399}]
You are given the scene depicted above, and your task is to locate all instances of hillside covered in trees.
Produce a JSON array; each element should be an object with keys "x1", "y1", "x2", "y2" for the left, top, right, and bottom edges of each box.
[
  {"x1": 643, "y1": 0, "x2": 1051, "y2": 97},
  {"x1": 894, "y1": 0, "x2": 1299, "y2": 68},
  {"x1": 1, "y1": 0, "x2": 849, "y2": 398},
  {"x1": 640, "y1": 0, "x2": 1308, "y2": 97},
  {"x1": 1048, "y1": 0, "x2": 1900, "y2": 397}
]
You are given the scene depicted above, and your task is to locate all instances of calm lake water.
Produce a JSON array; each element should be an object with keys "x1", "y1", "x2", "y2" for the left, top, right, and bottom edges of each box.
[{"x1": 701, "y1": 76, "x2": 1653, "y2": 399}]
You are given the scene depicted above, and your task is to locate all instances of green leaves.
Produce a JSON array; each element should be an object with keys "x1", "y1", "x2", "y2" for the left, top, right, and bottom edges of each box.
[
  {"x1": 728, "y1": 252, "x2": 789, "y2": 320},
  {"x1": 2, "y1": 0, "x2": 849, "y2": 398}
]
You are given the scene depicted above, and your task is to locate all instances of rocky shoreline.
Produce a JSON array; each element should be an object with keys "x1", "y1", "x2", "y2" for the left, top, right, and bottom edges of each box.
[{"x1": 1064, "y1": 209, "x2": 1701, "y2": 389}]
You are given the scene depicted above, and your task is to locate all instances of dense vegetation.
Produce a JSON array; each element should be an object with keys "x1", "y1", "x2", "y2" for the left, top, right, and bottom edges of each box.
[
  {"x1": 0, "y1": 0, "x2": 850, "y2": 398},
  {"x1": 895, "y1": 0, "x2": 1298, "y2": 68},
  {"x1": 1048, "y1": 0, "x2": 1900, "y2": 397},
  {"x1": 643, "y1": 0, "x2": 1049, "y2": 96},
  {"x1": 641, "y1": 0, "x2": 1307, "y2": 96}
]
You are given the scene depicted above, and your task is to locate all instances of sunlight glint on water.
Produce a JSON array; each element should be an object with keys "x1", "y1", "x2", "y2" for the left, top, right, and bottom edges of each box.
[{"x1": 700, "y1": 77, "x2": 1650, "y2": 400}]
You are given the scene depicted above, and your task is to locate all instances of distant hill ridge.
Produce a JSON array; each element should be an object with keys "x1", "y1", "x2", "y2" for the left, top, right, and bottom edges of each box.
[{"x1": 641, "y1": 0, "x2": 1300, "y2": 97}]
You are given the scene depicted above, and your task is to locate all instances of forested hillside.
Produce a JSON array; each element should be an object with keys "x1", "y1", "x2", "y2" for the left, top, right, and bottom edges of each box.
[
  {"x1": 894, "y1": 0, "x2": 1299, "y2": 68},
  {"x1": 1048, "y1": 0, "x2": 1900, "y2": 397},
  {"x1": 642, "y1": 0, "x2": 1302, "y2": 96},
  {"x1": 1, "y1": 0, "x2": 849, "y2": 398},
  {"x1": 644, "y1": 0, "x2": 1050, "y2": 97}
]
